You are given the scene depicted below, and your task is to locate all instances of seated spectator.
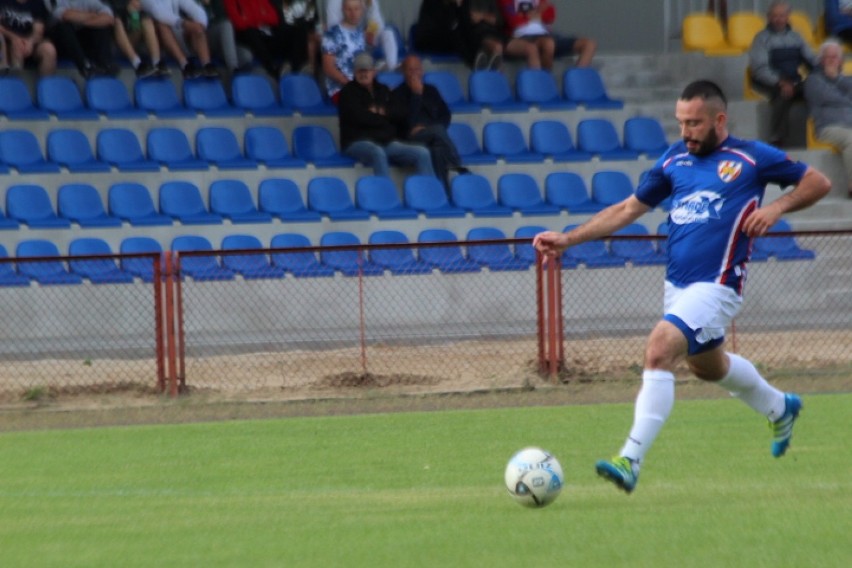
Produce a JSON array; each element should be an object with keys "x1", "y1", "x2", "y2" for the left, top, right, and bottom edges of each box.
[
  {"x1": 326, "y1": 0, "x2": 399, "y2": 71},
  {"x1": 392, "y1": 54, "x2": 467, "y2": 191},
  {"x1": 338, "y1": 51, "x2": 435, "y2": 179},
  {"x1": 223, "y1": 0, "x2": 307, "y2": 78},
  {"x1": 413, "y1": 0, "x2": 464, "y2": 57},
  {"x1": 804, "y1": 40, "x2": 852, "y2": 197},
  {"x1": 141, "y1": 0, "x2": 219, "y2": 78},
  {"x1": 749, "y1": 0, "x2": 817, "y2": 147},
  {"x1": 825, "y1": 0, "x2": 852, "y2": 46},
  {"x1": 110, "y1": 0, "x2": 166, "y2": 77},
  {"x1": 0, "y1": 0, "x2": 58, "y2": 76},
  {"x1": 50, "y1": 0, "x2": 118, "y2": 79},
  {"x1": 321, "y1": 0, "x2": 367, "y2": 102},
  {"x1": 281, "y1": 0, "x2": 322, "y2": 77},
  {"x1": 414, "y1": 0, "x2": 502, "y2": 70},
  {"x1": 200, "y1": 0, "x2": 253, "y2": 76},
  {"x1": 462, "y1": 0, "x2": 504, "y2": 70},
  {"x1": 497, "y1": 0, "x2": 594, "y2": 70}
]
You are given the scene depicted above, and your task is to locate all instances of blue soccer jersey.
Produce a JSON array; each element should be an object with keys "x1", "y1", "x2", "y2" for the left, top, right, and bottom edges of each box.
[{"x1": 636, "y1": 136, "x2": 807, "y2": 293}]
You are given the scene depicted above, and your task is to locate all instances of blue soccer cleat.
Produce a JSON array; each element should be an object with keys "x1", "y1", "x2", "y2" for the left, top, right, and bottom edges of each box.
[
  {"x1": 595, "y1": 456, "x2": 639, "y2": 494},
  {"x1": 771, "y1": 393, "x2": 802, "y2": 458}
]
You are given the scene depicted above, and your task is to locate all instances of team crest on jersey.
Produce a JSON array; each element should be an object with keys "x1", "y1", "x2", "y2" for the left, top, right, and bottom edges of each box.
[
  {"x1": 670, "y1": 191, "x2": 725, "y2": 225},
  {"x1": 717, "y1": 160, "x2": 742, "y2": 183}
]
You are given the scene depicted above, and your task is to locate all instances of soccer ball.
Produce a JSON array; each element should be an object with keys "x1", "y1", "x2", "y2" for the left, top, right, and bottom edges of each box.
[{"x1": 504, "y1": 447, "x2": 564, "y2": 508}]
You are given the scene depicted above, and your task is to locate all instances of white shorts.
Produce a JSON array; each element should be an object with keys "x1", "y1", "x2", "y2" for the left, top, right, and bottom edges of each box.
[{"x1": 663, "y1": 281, "x2": 743, "y2": 354}]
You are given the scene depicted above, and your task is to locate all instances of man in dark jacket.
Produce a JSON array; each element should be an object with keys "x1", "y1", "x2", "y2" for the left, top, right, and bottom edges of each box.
[
  {"x1": 392, "y1": 54, "x2": 467, "y2": 191},
  {"x1": 338, "y1": 51, "x2": 435, "y2": 178}
]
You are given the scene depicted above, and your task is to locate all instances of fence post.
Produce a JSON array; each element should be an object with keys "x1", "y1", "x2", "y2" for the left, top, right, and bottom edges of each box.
[
  {"x1": 537, "y1": 253, "x2": 563, "y2": 382},
  {"x1": 163, "y1": 251, "x2": 179, "y2": 397}
]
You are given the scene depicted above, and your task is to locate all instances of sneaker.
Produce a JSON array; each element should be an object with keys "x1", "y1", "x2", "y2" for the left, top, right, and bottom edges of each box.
[
  {"x1": 202, "y1": 63, "x2": 219, "y2": 78},
  {"x1": 595, "y1": 456, "x2": 639, "y2": 494},
  {"x1": 771, "y1": 393, "x2": 802, "y2": 458},
  {"x1": 487, "y1": 52, "x2": 503, "y2": 71},
  {"x1": 155, "y1": 61, "x2": 171, "y2": 77},
  {"x1": 135, "y1": 61, "x2": 157, "y2": 79},
  {"x1": 182, "y1": 61, "x2": 201, "y2": 79},
  {"x1": 473, "y1": 50, "x2": 488, "y2": 70}
]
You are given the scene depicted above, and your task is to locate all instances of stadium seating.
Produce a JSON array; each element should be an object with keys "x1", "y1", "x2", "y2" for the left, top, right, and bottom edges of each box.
[
  {"x1": 623, "y1": 117, "x2": 670, "y2": 159},
  {"x1": 591, "y1": 170, "x2": 635, "y2": 206},
  {"x1": 319, "y1": 231, "x2": 384, "y2": 276},
  {"x1": 0, "y1": 129, "x2": 60, "y2": 173},
  {"x1": 36, "y1": 76, "x2": 99, "y2": 120},
  {"x1": 244, "y1": 126, "x2": 307, "y2": 168},
  {"x1": 292, "y1": 125, "x2": 357, "y2": 167},
  {"x1": 561, "y1": 224, "x2": 626, "y2": 268},
  {"x1": 482, "y1": 121, "x2": 545, "y2": 163},
  {"x1": 86, "y1": 77, "x2": 148, "y2": 118},
  {"x1": 515, "y1": 69, "x2": 577, "y2": 110},
  {"x1": 423, "y1": 71, "x2": 482, "y2": 113},
  {"x1": 0, "y1": 204, "x2": 20, "y2": 230},
  {"x1": 563, "y1": 68, "x2": 624, "y2": 109},
  {"x1": 135, "y1": 78, "x2": 196, "y2": 118},
  {"x1": 171, "y1": 235, "x2": 235, "y2": 281},
  {"x1": 752, "y1": 219, "x2": 817, "y2": 261},
  {"x1": 231, "y1": 74, "x2": 290, "y2": 116},
  {"x1": 208, "y1": 179, "x2": 273, "y2": 223},
  {"x1": 0, "y1": 244, "x2": 30, "y2": 286},
  {"x1": 355, "y1": 176, "x2": 419, "y2": 219},
  {"x1": 279, "y1": 74, "x2": 336, "y2": 116},
  {"x1": 6, "y1": 184, "x2": 71, "y2": 228},
  {"x1": 183, "y1": 78, "x2": 243, "y2": 117},
  {"x1": 544, "y1": 172, "x2": 606, "y2": 214},
  {"x1": 376, "y1": 71, "x2": 404, "y2": 89},
  {"x1": 270, "y1": 233, "x2": 334, "y2": 277},
  {"x1": 451, "y1": 174, "x2": 513, "y2": 217},
  {"x1": 159, "y1": 180, "x2": 224, "y2": 225},
  {"x1": 446, "y1": 122, "x2": 497, "y2": 165},
  {"x1": 681, "y1": 13, "x2": 742, "y2": 55},
  {"x1": 68, "y1": 238, "x2": 134, "y2": 284},
  {"x1": 96, "y1": 128, "x2": 161, "y2": 171},
  {"x1": 221, "y1": 234, "x2": 287, "y2": 279},
  {"x1": 403, "y1": 175, "x2": 466, "y2": 218},
  {"x1": 726, "y1": 11, "x2": 764, "y2": 51},
  {"x1": 0, "y1": 76, "x2": 50, "y2": 120},
  {"x1": 196, "y1": 127, "x2": 258, "y2": 170},
  {"x1": 807, "y1": 117, "x2": 838, "y2": 152},
  {"x1": 469, "y1": 70, "x2": 529, "y2": 112},
  {"x1": 258, "y1": 178, "x2": 321, "y2": 222},
  {"x1": 610, "y1": 223, "x2": 666, "y2": 265},
  {"x1": 656, "y1": 222, "x2": 669, "y2": 256},
  {"x1": 789, "y1": 10, "x2": 818, "y2": 48},
  {"x1": 513, "y1": 225, "x2": 548, "y2": 265},
  {"x1": 529, "y1": 120, "x2": 593, "y2": 162},
  {"x1": 417, "y1": 228, "x2": 480, "y2": 273},
  {"x1": 497, "y1": 173, "x2": 561, "y2": 215},
  {"x1": 57, "y1": 183, "x2": 122, "y2": 227},
  {"x1": 108, "y1": 182, "x2": 173, "y2": 226},
  {"x1": 120, "y1": 236, "x2": 163, "y2": 282},
  {"x1": 16, "y1": 239, "x2": 83, "y2": 285},
  {"x1": 147, "y1": 127, "x2": 209, "y2": 170},
  {"x1": 576, "y1": 119, "x2": 641, "y2": 160},
  {"x1": 307, "y1": 176, "x2": 370, "y2": 220},
  {"x1": 368, "y1": 230, "x2": 433, "y2": 275},
  {"x1": 46, "y1": 129, "x2": 111, "y2": 172},
  {"x1": 467, "y1": 227, "x2": 531, "y2": 271}
]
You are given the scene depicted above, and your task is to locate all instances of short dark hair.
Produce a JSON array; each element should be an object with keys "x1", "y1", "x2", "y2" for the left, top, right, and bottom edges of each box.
[{"x1": 679, "y1": 80, "x2": 728, "y2": 108}]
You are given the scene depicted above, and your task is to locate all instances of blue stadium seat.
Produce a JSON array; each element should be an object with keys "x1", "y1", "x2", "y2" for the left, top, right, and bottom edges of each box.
[
  {"x1": 368, "y1": 230, "x2": 433, "y2": 275},
  {"x1": 611, "y1": 223, "x2": 667, "y2": 265},
  {"x1": 0, "y1": 129, "x2": 60, "y2": 173},
  {"x1": 563, "y1": 68, "x2": 624, "y2": 109},
  {"x1": 57, "y1": 183, "x2": 122, "y2": 227},
  {"x1": 36, "y1": 76, "x2": 99, "y2": 119},
  {"x1": 221, "y1": 234, "x2": 286, "y2": 279},
  {"x1": 753, "y1": 219, "x2": 817, "y2": 261},
  {"x1": 514, "y1": 225, "x2": 548, "y2": 265},
  {"x1": 482, "y1": 121, "x2": 545, "y2": 163},
  {"x1": 68, "y1": 238, "x2": 134, "y2": 284},
  {"x1": 292, "y1": 125, "x2": 357, "y2": 167},
  {"x1": 108, "y1": 182, "x2": 173, "y2": 226},
  {"x1": 451, "y1": 174, "x2": 513, "y2": 217},
  {"x1": 270, "y1": 233, "x2": 334, "y2": 277},
  {"x1": 562, "y1": 223, "x2": 626, "y2": 268},
  {"x1": 467, "y1": 227, "x2": 531, "y2": 270},
  {"x1": 258, "y1": 178, "x2": 321, "y2": 222},
  {"x1": 447, "y1": 123, "x2": 497, "y2": 165},
  {"x1": 403, "y1": 175, "x2": 466, "y2": 218},
  {"x1": 623, "y1": 117, "x2": 670, "y2": 159},
  {"x1": 0, "y1": 203, "x2": 20, "y2": 229},
  {"x1": 96, "y1": 128, "x2": 160, "y2": 172},
  {"x1": 423, "y1": 71, "x2": 481, "y2": 113},
  {"x1": 469, "y1": 70, "x2": 529, "y2": 112},
  {"x1": 0, "y1": 77, "x2": 50, "y2": 120},
  {"x1": 516, "y1": 69, "x2": 577, "y2": 110},
  {"x1": 279, "y1": 74, "x2": 336, "y2": 116},
  {"x1": 591, "y1": 170, "x2": 635, "y2": 206},
  {"x1": 159, "y1": 180, "x2": 223, "y2": 225},
  {"x1": 86, "y1": 77, "x2": 148, "y2": 118},
  {"x1": 120, "y1": 236, "x2": 162, "y2": 282},
  {"x1": 231, "y1": 74, "x2": 290, "y2": 116},
  {"x1": 529, "y1": 120, "x2": 593, "y2": 162},
  {"x1": 47, "y1": 129, "x2": 111, "y2": 172},
  {"x1": 208, "y1": 179, "x2": 273, "y2": 223},
  {"x1": 355, "y1": 176, "x2": 418, "y2": 219},
  {"x1": 172, "y1": 235, "x2": 235, "y2": 281},
  {"x1": 196, "y1": 127, "x2": 258, "y2": 170},
  {"x1": 135, "y1": 78, "x2": 197, "y2": 118},
  {"x1": 16, "y1": 239, "x2": 82, "y2": 285},
  {"x1": 498, "y1": 173, "x2": 561, "y2": 215},
  {"x1": 371, "y1": 23, "x2": 406, "y2": 64},
  {"x1": 6, "y1": 184, "x2": 71, "y2": 228},
  {"x1": 545, "y1": 172, "x2": 606, "y2": 214},
  {"x1": 418, "y1": 228, "x2": 480, "y2": 273},
  {"x1": 147, "y1": 127, "x2": 208, "y2": 170},
  {"x1": 319, "y1": 232, "x2": 384, "y2": 276},
  {"x1": 244, "y1": 126, "x2": 306, "y2": 168},
  {"x1": 0, "y1": 244, "x2": 30, "y2": 286},
  {"x1": 183, "y1": 78, "x2": 243, "y2": 116},
  {"x1": 577, "y1": 119, "x2": 641, "y2": 160},
  {"x1": 307, "y1": 176, "x2": 370, "y2": 220},
  {"x1": 376, "y1": 71, "x2": 404, "y2": 89}
]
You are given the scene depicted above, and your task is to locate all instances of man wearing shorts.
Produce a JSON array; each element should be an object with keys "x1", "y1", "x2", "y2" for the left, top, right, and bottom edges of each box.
[{"x1": 534, "y1": 80, "x2": 831, "y2": 493}]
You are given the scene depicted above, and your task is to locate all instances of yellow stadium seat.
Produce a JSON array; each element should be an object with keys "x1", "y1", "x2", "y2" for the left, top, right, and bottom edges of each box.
[
  {"x1": 744, "y1": 67, "x2": 765, "y2": 101},
  {"x1": 806, "y1": 117, "x2": 838, "y2": 152},
  {"x1": 789, "y1": 11, "x2": 818, "y2": 48},
  {"x1": 682, "y1": 13, "x2": 744, "y2": 56},
  {"x1": 727, "y1": 11, "x2": 765, "y2": 51},
  {"x1": 843, "y1": 60, "x2": 852, "y2": 75}
]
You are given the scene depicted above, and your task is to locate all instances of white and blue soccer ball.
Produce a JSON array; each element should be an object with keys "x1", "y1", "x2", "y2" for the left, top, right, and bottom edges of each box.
[{"x1": 504, "y1": 447, "x2": 564, "y2": 508}]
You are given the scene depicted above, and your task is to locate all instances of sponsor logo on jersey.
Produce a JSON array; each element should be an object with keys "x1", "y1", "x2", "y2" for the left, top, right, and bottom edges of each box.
[
  {"x1": 670, "y1": 191, "x2": 725, "y2": 224},
  {"x1": 717, "y1": 160, "x2": 742, "y2": 183}
]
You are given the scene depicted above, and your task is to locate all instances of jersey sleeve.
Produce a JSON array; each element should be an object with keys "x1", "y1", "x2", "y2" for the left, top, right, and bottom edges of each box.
[
  {"x1": 752, "y1": 142, "x2": 808, "y2": 188},
  {"x1": 635, "y1": 152, "x2": 674, "y2": 208}
]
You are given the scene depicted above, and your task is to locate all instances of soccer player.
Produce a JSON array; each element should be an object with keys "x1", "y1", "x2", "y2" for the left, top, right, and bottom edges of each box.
[{"x1": 533, "y1": 80, "x2": 832, "y2": 494}]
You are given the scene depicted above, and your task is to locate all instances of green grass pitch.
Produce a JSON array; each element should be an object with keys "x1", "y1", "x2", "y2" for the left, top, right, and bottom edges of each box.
[{"x1": 1, "y1": 394, "x2": 849, "y2": 567}]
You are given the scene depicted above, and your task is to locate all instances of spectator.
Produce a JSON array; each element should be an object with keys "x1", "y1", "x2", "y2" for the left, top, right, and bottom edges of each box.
[
  {"x1": 321, "y1": 0, "x2": 366, "y2": 101},
  {"x1": 140, "y1": 0, "x2": 219, "y2": 78},
  {"x1": 462, "y1": 0, "x2": 504, "y2": 70},
  {"x1": 497, "y1": 0, "x2": 595, "y2": 70},
  {"x1": 326, "y1": 0, "x2": 398, "y2": 71},
  {"x1": 0, "y1": 0, "x2": 58, "y2": 76},
  {"x1": 200, "y1": 0, "x2": 253, "y2": 76},
  {"x1": 749, "y1": 0, "x2": 818, "y2": 147},
  {"x1": 392, "y1": 54, "x2": 467, "y2": 192},
  {"x1": 413, "y1": 0, "x2": 502, "y2": 70},
  {"x1": 338, "y1": 51, "x2": 435, "y2": 179},
  {"x1": 804, "y1": 40, "x2": 852, "y2": 197},
  {"x1": 50, "y1": 0, "x2": 118, "y2": 79},
  {"x1": 223, "y1": 0, "x2": 306, "y2": 78},
  {"x1": 110, "y1": 0, "x2": 166, "y2": 77},
  {"x1": 280, "y1": 0, "x2": 321, "y2": 77},
  {"x1": 412, "y1": 0, "x2": 464, "y2": 58},
  {"x1": 826, "y1": 0, "x2": 852, "y2": 46}
]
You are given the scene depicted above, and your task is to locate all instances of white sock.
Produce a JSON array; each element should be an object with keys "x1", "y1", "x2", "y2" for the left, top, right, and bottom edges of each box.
[
  {"x1": 620, "y1": 369, "x2": 675, "y2": 463},
  {"x1": 718, "y1": 353, "x2": 786, "y2": 421}
]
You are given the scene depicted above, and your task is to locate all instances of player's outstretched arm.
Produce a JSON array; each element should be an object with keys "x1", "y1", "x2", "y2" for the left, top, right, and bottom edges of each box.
[{"x1": 743, "y1": 167, "x2": 832, "y2": 237}]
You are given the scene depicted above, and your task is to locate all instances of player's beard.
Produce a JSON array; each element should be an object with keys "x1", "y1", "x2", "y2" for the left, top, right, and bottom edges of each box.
[{"x1": 685, "y1": 128, "x2": 719, "y2": 156}]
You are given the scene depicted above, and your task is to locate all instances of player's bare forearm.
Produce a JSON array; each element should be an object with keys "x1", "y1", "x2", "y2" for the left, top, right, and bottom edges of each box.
[{"x1": 743, "y1": 167, "x2": 831, "y2": 236}]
